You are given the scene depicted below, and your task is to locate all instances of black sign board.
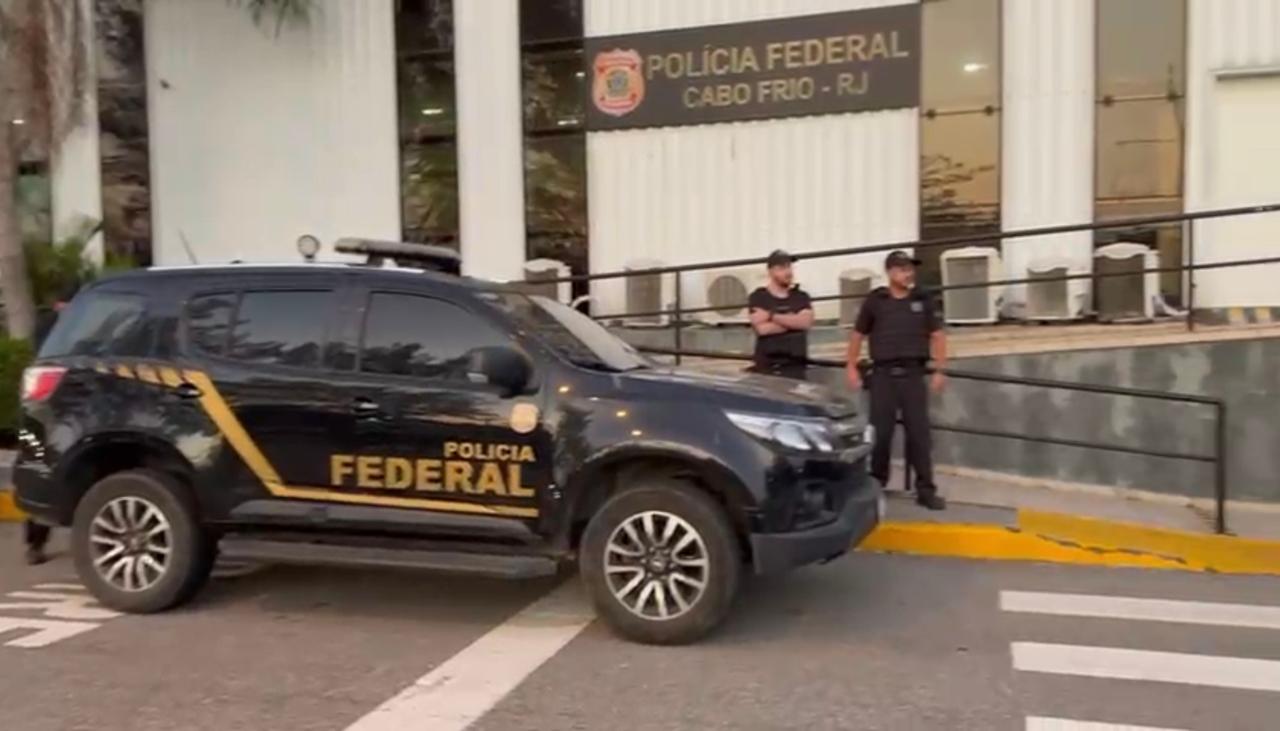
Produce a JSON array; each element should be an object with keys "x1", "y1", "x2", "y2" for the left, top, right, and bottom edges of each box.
[{"x1": 584, "y1": 4, "x2": 921, "y2": 131}]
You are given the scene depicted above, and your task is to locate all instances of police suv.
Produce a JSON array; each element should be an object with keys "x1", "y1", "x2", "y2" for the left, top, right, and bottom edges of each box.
[{"x1": 14, "y1": 241, "x2": 880, "y2": 644}]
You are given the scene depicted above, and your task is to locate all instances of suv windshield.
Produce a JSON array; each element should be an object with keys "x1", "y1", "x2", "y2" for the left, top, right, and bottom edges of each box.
[{"x1": 485, "y1": 292, "x2": 651, "y2": 373}]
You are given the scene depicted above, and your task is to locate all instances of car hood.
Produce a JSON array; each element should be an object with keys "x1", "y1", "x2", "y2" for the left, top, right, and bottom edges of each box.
[{"x1": 620, "y1": 367, "x2": 857, "y2": 419}]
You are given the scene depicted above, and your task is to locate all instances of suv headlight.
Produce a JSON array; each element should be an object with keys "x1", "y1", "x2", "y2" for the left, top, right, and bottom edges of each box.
[{"x1": 725, "y1": 411, "x2": 837, "y2": 453}]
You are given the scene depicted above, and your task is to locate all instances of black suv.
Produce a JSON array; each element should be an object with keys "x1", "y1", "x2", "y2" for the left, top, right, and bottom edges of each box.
[{"x1": 15, "y1": 256, "x2": 880, "y2": 644}]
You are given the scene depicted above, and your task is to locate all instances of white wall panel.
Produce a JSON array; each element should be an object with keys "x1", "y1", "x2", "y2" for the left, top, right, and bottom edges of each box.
[
  {"x1": 145, "y1": 0, "x2": 399, "y2": 265},
  {"x1": 51, "y1": 0, "x2": 103, "y2": 262},
  {"x1": 1000, "y1": 0, "x2": 1094, "y2": 312},
  {"x1": 585, "y1": 0, "x2": 919, "y2": 318},
  {"x1": 455, "y1": 0, "x2": 526, "y2": 281},
  {"x1": 1187, "y1": 0, "x2": 1280, "y2": 308}
]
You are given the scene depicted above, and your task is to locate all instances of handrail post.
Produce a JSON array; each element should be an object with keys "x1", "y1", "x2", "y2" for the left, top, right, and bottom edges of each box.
[
  {"x1": 1215, "y1": 400, "x2": 1227, "y2": 534},
  {"x1": 673, "y1": 271, "x2": 683, "y2": 366},
  {"x1": 1186, "y1": 217, "x2": 1196, "y2": 332}
]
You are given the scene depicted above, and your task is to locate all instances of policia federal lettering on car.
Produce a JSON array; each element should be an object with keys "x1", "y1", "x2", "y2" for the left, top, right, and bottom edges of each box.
[{"x1": 330, "y1": 441, "x2": 536, "y2": 497}]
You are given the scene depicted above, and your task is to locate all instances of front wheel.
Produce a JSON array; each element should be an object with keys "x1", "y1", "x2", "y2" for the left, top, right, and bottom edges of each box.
[
  {"x1": 580, "y1": 479, "x2": 741, "y2": 645},
  {"x1": 71, "y1": 469, "x2": 212, "y2": 614}
]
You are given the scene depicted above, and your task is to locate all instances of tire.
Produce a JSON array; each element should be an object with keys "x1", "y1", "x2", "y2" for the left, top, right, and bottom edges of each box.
[
  {"x1": 580, "y1": 478, "x2": 741, "y2": 645},
  {"x1": 71, "y1": 469, "x2": 212, "y2": 614}
]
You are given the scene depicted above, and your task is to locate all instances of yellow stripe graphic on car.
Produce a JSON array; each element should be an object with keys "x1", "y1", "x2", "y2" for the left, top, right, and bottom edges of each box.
[
  {"x1": 114, "y1": 364, "x2": 135, "y2": 380},
  {"x1": 134, "y1": 364, "x2": 161, "y2": 384},
  {"x1": 157, "y1": 367, "x2": 184, "y2": 388},
  {"x1": 179, "y1": 370, "x2": 538, "y2": 519}
]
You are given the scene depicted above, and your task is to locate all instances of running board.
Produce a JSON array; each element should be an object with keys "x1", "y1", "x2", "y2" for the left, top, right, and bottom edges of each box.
[{"x1": 217, "y1": 537, "x2": 560, "y2": 579}]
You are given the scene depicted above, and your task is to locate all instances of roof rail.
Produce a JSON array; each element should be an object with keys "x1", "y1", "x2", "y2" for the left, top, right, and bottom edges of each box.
[{"x1": 333, "y1": 238, "x2": 462, "y2": 275}]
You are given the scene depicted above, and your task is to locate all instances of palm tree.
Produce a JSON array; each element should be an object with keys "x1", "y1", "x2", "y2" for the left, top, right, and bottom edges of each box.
[{"x1": 0, "y1": 0, "x2": 309, "y2": 339}]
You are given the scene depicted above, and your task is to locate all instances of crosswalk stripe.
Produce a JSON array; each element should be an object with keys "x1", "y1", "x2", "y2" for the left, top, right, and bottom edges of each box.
[
  {"x1": 342, "y1": 582, "x2": 594, "y2": 731},
  {"x1": 1012, "y1": 642, "x2": 1280, "y2": 692},
  {"x1": 1026, "y1": 717, "x2": 1187, "y2": 731},
  {"x1": 1001, "y1": 590, "x2": 1280, "y2": 630}
]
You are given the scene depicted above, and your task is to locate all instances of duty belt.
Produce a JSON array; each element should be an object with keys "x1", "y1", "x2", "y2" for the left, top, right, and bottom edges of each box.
[{"x1": 871, "y1": 359, "x2": 928, "y2": 377}]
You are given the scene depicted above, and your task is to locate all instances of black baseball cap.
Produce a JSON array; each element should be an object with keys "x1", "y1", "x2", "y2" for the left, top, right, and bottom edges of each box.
[
  {"x1": 885, "y1": 250, "x2": 922, "y2": 270},
  {"x1": 766, "y1": 249, "x2": 795, "y2": 268}
]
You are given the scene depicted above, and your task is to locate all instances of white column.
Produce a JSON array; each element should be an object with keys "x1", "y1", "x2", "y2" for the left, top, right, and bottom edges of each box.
[
  {"x1": 453, "y1": 0, "x2": 526, "y2": 281},
  {"x1": 1001, "y1": 0, "x2": 1095, "y2": 312},
  {"x1": 51, "y1": 0, "x2": 103, "y2": 262}
]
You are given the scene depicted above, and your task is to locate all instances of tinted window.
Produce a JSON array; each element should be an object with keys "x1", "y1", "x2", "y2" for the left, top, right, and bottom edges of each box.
[
  {"x1": 186, "y1": 292, "x2": 235, "y2": 355},
  {"x1": 488, "y1": 293, "x2": 649, "y2": 373},
  {"x1": 39, "y1": 290, "x2": 150, "y2": 358},
  {"x1": 228, "y1": 290, "x2": 334, "y2": 368},
  {"x1": 360, "y1": 293, "x2": 509, "y2": 379}
]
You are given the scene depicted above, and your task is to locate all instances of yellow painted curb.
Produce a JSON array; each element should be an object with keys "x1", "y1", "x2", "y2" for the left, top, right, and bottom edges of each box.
[
  {"x1": 1019, "y1": 510, "x2": 1280, "y2": 576},
  {"x1": 861, "y1": 512, "x2": 1280, "y2": 576},
  {"x1": 0, "y1": 489, "x2": 24, "y2": 522},
  {"x1": 861, "y1": 522, "x2": 1192, "y2": 572}
]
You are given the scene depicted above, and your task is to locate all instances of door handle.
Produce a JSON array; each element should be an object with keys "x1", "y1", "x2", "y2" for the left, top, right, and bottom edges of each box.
[
  {"x1": 351, "y1": 397, "x2": 382, "y2": 418},
  {"x1": 173, "y1": 382, "x2": 203, "y2": 400}
]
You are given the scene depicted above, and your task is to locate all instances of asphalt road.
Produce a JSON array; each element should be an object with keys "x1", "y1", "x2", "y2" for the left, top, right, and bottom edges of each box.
[{"x1": 3, "y1": 523, "x2": 1278, "y2": 731}]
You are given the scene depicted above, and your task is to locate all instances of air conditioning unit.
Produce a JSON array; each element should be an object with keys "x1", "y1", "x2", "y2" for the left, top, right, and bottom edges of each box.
[
  {"x1": 521, "y1": 258, "x2": 571, "y2": 303},
  {"x1": 838, "y1": 268, "x2": 878, "y2": 326},
  {"x1": 940, "y1": 246, "x2": 1003, "y2": 324},
  {"x1": 702, "y1": 267, "x2": 761, "y2": 325},
  {"x1": 622, "y1": 259, "x2": 674, "y2": 327},
  {"x1": 1095, "y1": 243, "x2": 1159, "y2": 322},
  {"x1": 1025, "y1": 255, "x2": 1089, "y2": 321}
]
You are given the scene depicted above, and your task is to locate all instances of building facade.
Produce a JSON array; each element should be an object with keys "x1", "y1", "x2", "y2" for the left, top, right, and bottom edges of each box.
[{"x1": 33, "y1": 0, "x2": 1280, "y2": 319}]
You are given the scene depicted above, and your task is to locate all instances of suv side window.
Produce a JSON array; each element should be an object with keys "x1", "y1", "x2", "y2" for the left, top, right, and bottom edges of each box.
[
  {"x1": 227, "y1": 290, "x2": 335, "y2": 369},
  {"x1": 360, "y1": 292, "x2": 509, "y2": 380},
  {"x1": 39, "y1": 290, "x2": 151, "y2": 358},
  {"x1": 187, "y1": 292, "x2": 236, "y2": 355}
]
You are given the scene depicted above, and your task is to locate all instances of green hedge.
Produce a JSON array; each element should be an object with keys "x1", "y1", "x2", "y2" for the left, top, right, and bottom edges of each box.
[{"x1": 0, "y1": 337, "x2": 34, "y2": 437}]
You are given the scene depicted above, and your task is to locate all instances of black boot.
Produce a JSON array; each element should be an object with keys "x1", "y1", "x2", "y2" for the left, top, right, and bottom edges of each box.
[
  {"x1": 915, "y1": 492, "x2": 947, "y2": 511},
  {"x1": 24, "y1": 545, "x2": 48, "y2": 565}
]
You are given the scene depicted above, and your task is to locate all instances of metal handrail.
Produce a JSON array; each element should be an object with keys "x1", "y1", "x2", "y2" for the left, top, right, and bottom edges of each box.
[
  {"x1": 531, "y1": 202, "x2": 1280, "y2": 284},
  {"x1": 591, "y1": 253, "x2": 1280, "y2": 322},
  {"x1": 637, "y1": 346, "x2": 1229, "y2": 535}
]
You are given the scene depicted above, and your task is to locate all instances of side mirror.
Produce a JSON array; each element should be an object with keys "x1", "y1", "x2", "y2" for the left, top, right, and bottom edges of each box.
[{"x1": 465, "y1": 346, "x2": 534, "y2": 397}]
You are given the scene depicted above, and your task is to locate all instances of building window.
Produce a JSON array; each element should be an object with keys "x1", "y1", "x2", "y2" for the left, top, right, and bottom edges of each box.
[
  {"x1": 520, "y1": 0, "x2": 587, "y2": 299},
  {"x1": 96, "y1": 0, "x2": 153, "y2": 266},
  {"x1": 919, "y1": 0, "x2": 1002, "y2": 289},
  {"x1": 1095, "y1": 0, "x2": 1186, "y2": 305},
  {"x1": 396, "y1": 0, "x2": 459, "y2": 248}
]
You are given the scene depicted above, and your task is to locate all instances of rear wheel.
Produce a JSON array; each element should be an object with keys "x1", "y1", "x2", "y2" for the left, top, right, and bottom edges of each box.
[
  {"x1": 580, "y1": 479, "x2": 741, "y2": 645},
  {"x1": 72, "y1": 469, "x2": 212, "y2": 613}
]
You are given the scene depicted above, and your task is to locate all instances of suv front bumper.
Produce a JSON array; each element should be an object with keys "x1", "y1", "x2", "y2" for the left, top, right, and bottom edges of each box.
[{"x1": 749, "y1": 472, "x2": 883, "y2": 575}]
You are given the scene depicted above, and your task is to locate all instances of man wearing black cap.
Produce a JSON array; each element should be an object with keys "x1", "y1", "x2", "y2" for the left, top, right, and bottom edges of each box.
[
  {"x1": 846, "y1": 250, "x2": 948, "y2": 510},
  {"x1": 748, "y1": 250, "x2": 814, "y2": 379}
]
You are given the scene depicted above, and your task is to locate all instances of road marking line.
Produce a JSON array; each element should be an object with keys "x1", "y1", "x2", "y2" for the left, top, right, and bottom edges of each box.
[
  {"x1": 1026, "y1": 717, "x2": 1188, "y2": 731},
  {"x1": 343, "y1": 582, "x2": 594, "y2": 731},
  {"x1": 0, "y1": 592, "x2": 122, "y2": 621},
  {"x1": 34, "y1": 583, "x2": 87, "y2": 592},
  {"x1": 1012, "y1": 642, "x2": 1280, "y2": 692},
  {"x1": 0, "y1": 616, "x2": 101, "y2": 648},
  {"x1": 1001, "y1": 590, "x2": 1280, "y2": 630}
]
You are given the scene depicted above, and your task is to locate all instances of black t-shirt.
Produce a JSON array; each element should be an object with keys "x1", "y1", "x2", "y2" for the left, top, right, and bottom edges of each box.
[
  {"x1": 853, "y1": 287, "x2": 940, "y2": 362},
  {"x1": 748, "y1": 286, "x2": 812, "y2": 370}
]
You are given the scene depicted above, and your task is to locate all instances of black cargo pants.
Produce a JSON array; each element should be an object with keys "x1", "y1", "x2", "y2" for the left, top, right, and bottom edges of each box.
[
  {"x1": 868, "y1": 363, "x2": 937, "y2": 495},
  {"x1": 24, "y1": 520, "x2": 50, "y2": 550}
]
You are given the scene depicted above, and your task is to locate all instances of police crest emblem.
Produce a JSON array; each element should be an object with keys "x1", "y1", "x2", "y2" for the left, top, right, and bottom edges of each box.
[{"x1": 592, "y1": 49, "x2": 645, "y2": 117}]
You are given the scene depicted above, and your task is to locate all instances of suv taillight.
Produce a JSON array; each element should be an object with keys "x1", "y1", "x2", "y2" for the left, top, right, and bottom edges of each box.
[{"x1": 22, "y1": 366, "x2": 67, "y2": 402}]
